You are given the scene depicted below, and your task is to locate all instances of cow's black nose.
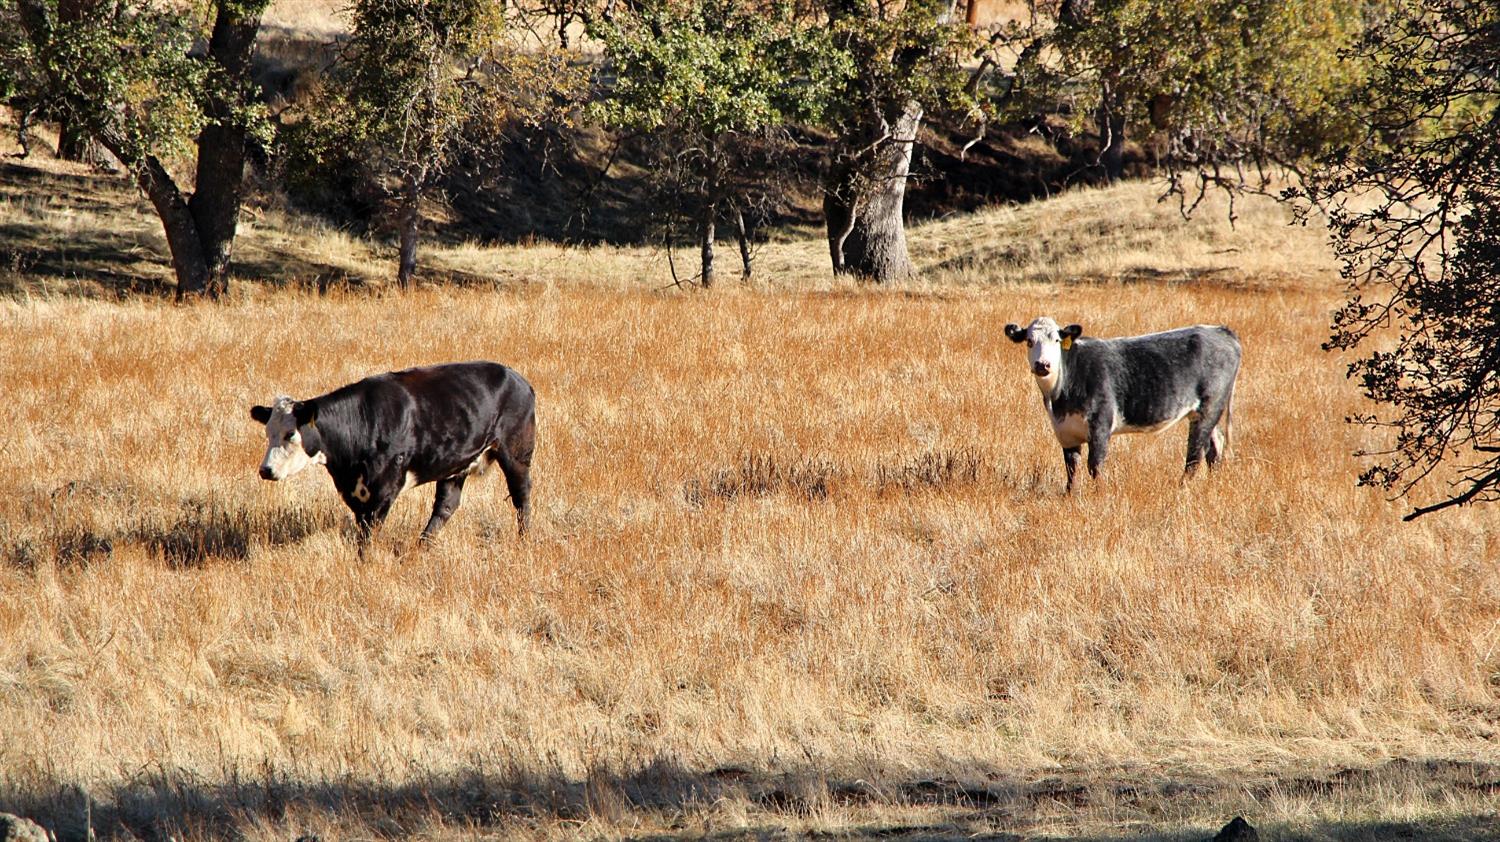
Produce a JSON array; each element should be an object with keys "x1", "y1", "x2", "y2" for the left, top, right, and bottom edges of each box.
[
  {"x1": 259, "y1": 466, "x2": 275, "y2": 480},
  {"x1": 1033, "y1": 363, "x2": 1051, "y2": 376}
]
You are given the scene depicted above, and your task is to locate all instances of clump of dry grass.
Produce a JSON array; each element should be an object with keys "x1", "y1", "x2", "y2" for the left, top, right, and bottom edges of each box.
[
  {"x1": 874, "y1": 447, "x2": 985, "y2": 495},
  {"x1": 0, "y1": 157, "x2": 1496, "y2": 840},
  {"x1": 684, "y1": 451, "x2": 839, "y2": 505}
]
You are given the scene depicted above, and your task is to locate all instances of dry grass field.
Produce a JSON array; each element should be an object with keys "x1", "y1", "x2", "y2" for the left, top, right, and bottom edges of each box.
[{"x1": 2, "y1": 149, "x2": 1499, "y2": 841}]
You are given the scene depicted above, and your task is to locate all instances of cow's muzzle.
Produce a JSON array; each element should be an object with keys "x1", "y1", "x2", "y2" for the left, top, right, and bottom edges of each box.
[
  {"x1": 1032, "y1": 362, "x2": 1052, "y2": 377},
  {"x1": 259, "y1": 466, "x2": 277, "y2": 481}
]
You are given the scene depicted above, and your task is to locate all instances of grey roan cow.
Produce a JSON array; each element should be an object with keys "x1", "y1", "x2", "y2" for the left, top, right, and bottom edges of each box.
[
  {"x1": 1004, "y1": 318, "x2": 1241, "y2": 491},
  {"x1": 251, "y1": 361, "x2": 536, "y2": 545}
]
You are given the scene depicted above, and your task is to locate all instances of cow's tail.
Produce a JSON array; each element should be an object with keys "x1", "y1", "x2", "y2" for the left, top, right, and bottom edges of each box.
[{"x1": 1220, "y1": 381, "x2": 1235, "y2": 461}]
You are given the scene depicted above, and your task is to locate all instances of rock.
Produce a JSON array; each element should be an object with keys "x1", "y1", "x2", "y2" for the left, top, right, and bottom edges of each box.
[
  {"x1": 0, "y1": 814, "x2": 51, "y2": 842},
  {"x1": 1212, "y1": 816, "x2": 1258, "y2": 842}
]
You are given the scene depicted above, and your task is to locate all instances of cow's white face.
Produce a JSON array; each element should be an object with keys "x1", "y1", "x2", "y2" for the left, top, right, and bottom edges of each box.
[
  {"x1": 1004, "y1": 316, "x2": 1082, "y2": 395},
  {"x1": 251, "y1": 396, "x2": 326, "y2": 481}
]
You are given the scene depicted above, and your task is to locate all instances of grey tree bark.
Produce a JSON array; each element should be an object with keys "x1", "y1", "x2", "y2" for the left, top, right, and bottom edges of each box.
[
  {"x1": 397, "y1": 171, "x2": 422, "y2": 289},
  {"x1": 824, "y1": 99, "x2": 922, "y2": 283},
  {"x1": 699, "y1": 201, "x2": 716, "y2": 288},
  {"x1": 734, "y1": 205, "x2": 751, "y2": 280},
  {"x1": 188, "y1": 2, "x2": 264, "y2": 297}
]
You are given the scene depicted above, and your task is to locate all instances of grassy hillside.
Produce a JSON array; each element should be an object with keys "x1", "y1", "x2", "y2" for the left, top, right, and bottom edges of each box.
[{"x1": 2, "y1": 142, "x2": 1499, "y2": 842}]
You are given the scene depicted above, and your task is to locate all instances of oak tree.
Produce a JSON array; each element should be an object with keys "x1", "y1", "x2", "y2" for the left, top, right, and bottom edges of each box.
[
  {"x1": 591, "y1": 0, "x2": 847, "y2": 287},
  {"x1": 8, "y1": 0, "x2": 270, "y2": 298},
  {"x1": 1305, "y1": 0, "x2": 1500, "y2": 520}
]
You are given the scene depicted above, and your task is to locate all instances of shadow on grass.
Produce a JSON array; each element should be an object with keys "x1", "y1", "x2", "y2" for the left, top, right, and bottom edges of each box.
[
  {"x1": 1, "y1": 758, "x2": 1497, "y2": 841},
  {"x1": 0, "y1": 161, "x2": 386, "y2": 297},
  {"x1": 3, "y1": 486, "x2": 345, "y2": 571}
]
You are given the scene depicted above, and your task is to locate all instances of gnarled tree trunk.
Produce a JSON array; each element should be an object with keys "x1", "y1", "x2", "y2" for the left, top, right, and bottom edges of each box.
[
  {"x1": 699, "y1": 201, "x2": 716, "y2": 288},
  {"x1": 1096, "y1": 75, "x2": 1127, "y2": 183},
  {"x1": 397, "y1": 171, "x2": 422, "y2": 289},
  {"x1": 55, "y1": 116, "x2": 90, "y2": 161},
  {"x1": 825, "y1": 99, "x2": 922, "y2": 283},
  {"x1": 53, "y1": 0, "x2": 96, "y2": 162},
  {"x1": 187, "y1": 3, "x2": 263, "y2": 297},
  {"x1": 734, "y1": 204, "x2": 751, "y2": 280}
]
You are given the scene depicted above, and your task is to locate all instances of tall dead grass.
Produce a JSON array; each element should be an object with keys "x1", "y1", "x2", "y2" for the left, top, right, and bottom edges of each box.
[{"x1": 0, "y1": 180, "x2": 1496, "y2": 840}]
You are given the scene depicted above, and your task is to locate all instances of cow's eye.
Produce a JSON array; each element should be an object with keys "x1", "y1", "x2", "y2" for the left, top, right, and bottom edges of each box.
[{"x1": 1026, "y1": 339, "x2": 1034, "y2": 348}]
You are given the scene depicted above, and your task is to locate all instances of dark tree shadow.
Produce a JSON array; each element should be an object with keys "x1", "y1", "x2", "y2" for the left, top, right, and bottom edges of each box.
[{"x1": 1, "y1": 757, "x2": 1497, "y2": 841}]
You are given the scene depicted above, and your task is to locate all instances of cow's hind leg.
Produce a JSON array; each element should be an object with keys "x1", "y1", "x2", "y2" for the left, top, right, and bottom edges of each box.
[
  {"x1": 1184, "y1": 418, "x2": 1208, "y2": 476},
  {"x1": 1185, "y1": 400, "x2": 1228, "y2": 476},
  {"x1": 496, "y1": 416, "x2": 535, "y2": 536},
  {"x1": 421, "y1": 477, "x2": 466, "y2": 541},
  {"x1": 1182, "y1": 396, "x2": 1230, "y2": 477}
]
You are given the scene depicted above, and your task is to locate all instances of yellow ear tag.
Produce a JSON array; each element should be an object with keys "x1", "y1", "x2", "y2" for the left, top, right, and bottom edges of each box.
[{"x1": 1061, "y1": 336, "x2": 1073, "y2": 351}]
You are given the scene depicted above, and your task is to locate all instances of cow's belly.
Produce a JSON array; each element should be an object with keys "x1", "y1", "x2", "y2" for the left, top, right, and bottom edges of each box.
[
  {"x1": 1115, "y1": 401, "x2": 1199, "y2": 435},
  {"x1": 416, "y1": 450, "x2": 494, "y2": 484}
]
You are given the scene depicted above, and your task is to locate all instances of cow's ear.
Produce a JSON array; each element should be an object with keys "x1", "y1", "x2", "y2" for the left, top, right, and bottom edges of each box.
[
  {"x1": 250, "y1": 405, "x2": 272, "y2": 424},
  {"x1": 292, "y1": 400, "x2": 318, "y2": 426},
  {"x1": 1003, "y1": 323, "x2": 1027, "y2": 343},
  {"x1": 1061, "y1": 324, "x2": 1082, "y2": 350}
]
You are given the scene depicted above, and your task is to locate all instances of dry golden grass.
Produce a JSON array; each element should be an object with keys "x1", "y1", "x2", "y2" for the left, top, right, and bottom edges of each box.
[
  {"x1": 263, "y1": 0, "x2": 347, "y2": 36},
  {"x1": 1, "y1": 154, "x2": 1498, "y2": 841}
]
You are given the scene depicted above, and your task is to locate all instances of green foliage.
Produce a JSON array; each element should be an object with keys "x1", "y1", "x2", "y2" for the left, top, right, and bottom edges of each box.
[
  {"x1": 822, "y1": 0, "x2": 981, "y2": 129},
  {"x1": 336, "y1": 0, "x2": 503, "y2": 183},
  {"x1": 1, "y1": 0, "x2": 215, "y2": 165},
  {"x1": 1015, "y1": 0, "x2": 1368, "y2": 179},
  {"x1": 283, "y1": 0, "x2": 586, "y2": 209},
  {"x1": 589, "y1": 0, "x2": 851, "y2": 283},
  {"x1": 590, "y1": 0, "x2": 850, "y2": 141}
]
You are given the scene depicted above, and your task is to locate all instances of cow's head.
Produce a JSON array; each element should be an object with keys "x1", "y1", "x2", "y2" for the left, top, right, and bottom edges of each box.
[
  {"x1": 1004, "y1": 317, "x2": 1082, "y2": 391},
  {"x1": 249, "y1": 396, "x2": 326, "y2": 481}
]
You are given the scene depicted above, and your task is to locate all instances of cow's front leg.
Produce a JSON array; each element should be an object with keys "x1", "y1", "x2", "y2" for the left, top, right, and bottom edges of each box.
[
  {"x1": 421, "y1": 477, "x2": 466, "y2": 541},
  {"x1": 345, "y1": 469, "x2": 401, "y2": 553},
  {"x1": 1063, "y1": 447, "x2": 1081, "y2": 493},
  {"x1": 1086, "y1": 411, "x2": 1113, "y2": 481}
]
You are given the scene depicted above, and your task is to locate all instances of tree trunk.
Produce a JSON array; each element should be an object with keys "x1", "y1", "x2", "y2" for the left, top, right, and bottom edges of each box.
[
  {"x1": 56, "y1": 115, "x2": 90, "y2": 161},
  {"x1": 823, "y1": 167, "x2": 855, "y2": 274},
  {"x1": 139, "y1": 158, "x2": 213, "y2": 294},
  {"x1": 186, "y1": 1, "x2": 264, "y2": 298},
  {"x1": 825, "y1": 99, "x2": 921, "y2": 283},
  {"x1": 397, "y1": 172, "x2": 421, "y2": 290},
  {"x1": 53, "y1": 0, "x2": 94, "y2": 162},
  {"x1": 1096, "y1": 77, "x2": 1127, "y2": 183},
  {"x1": 734, "y1": 205, "x2": 751, "y2": 281},
  {"x1": 699, "y1": 200, "x2": 716, "y2": 289}
]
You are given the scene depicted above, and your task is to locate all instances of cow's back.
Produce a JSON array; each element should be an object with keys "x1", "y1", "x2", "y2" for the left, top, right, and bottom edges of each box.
[
  {"x1": 1069, "y1": 327, "x2": 1239, "y2": 428},
  {"x1": 375, "y1": 362, "x2": 533, "y2": 484}
]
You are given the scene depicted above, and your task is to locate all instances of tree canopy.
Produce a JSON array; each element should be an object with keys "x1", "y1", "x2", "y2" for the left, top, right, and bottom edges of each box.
[
  {"x1": 283, "y1": 0, "x2": 586, "y2": 287},
  {"x1": 591, "y1": 0, "x2": 849, "y2": 285},
  {"x1": 1305, "y1": 0, "x2": 1500, "y2": 520},
  {"x1": 1014, "y1": 0, "x2": 1367, "y2": 192}
]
